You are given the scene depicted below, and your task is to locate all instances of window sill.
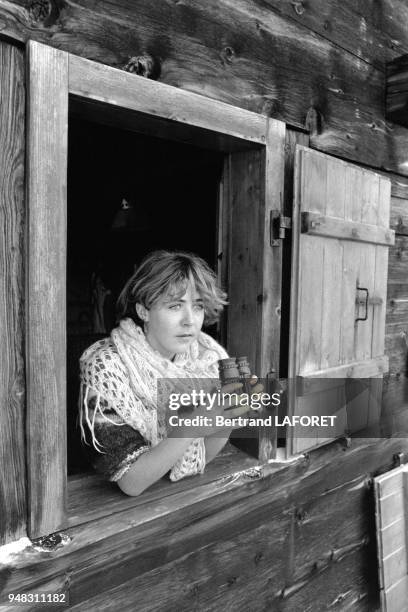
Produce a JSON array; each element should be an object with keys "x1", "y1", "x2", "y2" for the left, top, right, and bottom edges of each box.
[{"x1": 67, "y1": 442, "x2": 263, "y2": 527}]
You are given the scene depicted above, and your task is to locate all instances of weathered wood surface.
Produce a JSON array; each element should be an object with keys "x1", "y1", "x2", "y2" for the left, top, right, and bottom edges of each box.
[
  {"x1": 386, "y1": 53, "x2": 408, "y2": 127},
  {"x1": 0, "y1": 41, "x2": 26, "y2": 546},
  {"x1": 262, "y1": 0, "x2": 408, "y2": 68},
  {"x1": 26, "y1": 41, "x2": 68, "y2": 537},
  {"x1": 69, "y1": 54, "x2": 267, "y2": 147},
  {"x1": 67, "y1": 443, "x2": 259, "y2": 526},
  {"x1": 301, "y1": 212, "x2": 395, "y2": 246},
  {"x1": 1, "y1": 0, "x2": 408, "y2": 174},
  {"x1": 3, "y1": 437, "x2": 404, "y2": 611}
]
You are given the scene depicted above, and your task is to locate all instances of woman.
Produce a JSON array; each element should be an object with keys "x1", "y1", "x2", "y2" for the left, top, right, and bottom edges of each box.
[{"x1": 79, "y1": 250, "x2": 257, "y2": 496}]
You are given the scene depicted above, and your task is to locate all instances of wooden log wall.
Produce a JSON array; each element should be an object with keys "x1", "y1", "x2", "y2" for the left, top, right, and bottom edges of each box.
[
  {"x1": 1, "y1": 2, "x2": 408, "y2": 607},
  {"x1": 3, "y1": 438, "x2": 408, "y2": 611},
  {"x1": 0, "y1": 0, "x2": 408, "y2": 176}
]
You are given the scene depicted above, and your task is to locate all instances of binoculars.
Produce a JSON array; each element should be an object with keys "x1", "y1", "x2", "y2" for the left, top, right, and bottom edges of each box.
[{"x1": 218, "y1": 357, "x2": 252, "y2": 394}]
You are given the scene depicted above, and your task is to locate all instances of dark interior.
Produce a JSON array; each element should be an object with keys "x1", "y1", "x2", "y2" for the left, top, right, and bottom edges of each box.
[{"x1": 67, "y1": 114, "x2": 224, "y2": 474}]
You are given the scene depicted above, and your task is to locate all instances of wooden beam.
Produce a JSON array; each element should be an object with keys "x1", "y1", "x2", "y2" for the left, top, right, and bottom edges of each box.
[
  {"x1": 297, "y1": 356, "x2": 389, "y2": 394},
  {"x1": 26, "y1": 40, "x2": 68, "y2": 537},
  {"x1": 301, "y1": 212, "x2": 395, "y2": 246},
  {"x1": 68, "y1": 54, "x2": 268, "y2": 146},
  {"x1": 0, "y1": 41, "x2": 27, "y2": 545}
]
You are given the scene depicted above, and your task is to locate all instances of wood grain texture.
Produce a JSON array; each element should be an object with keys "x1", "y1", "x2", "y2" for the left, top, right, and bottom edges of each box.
[
  {"x1": 301, "y1": 213, "x2": 395, "y2": 246},
  {"x1": 0, "y1": 41, "x2": 26, "y2": 545},
  {"x1": 0, "y1": 0, "x2": 407, "y2": 174},
  {"x1": 69, "y1": 54, "x2": 267, "y2": 146},
  {"x1": 261, "y1": 0, "x2": 408, "y2": 69},
  {"x1": 3, "y1": 437, "x2": 406, "y2": 611},
  {"x1": 26, "y1": 40, "x2": 68, "y2": 537},
  {"x1": 257, "y1": 118, "x2": 286, "y2": 461}
]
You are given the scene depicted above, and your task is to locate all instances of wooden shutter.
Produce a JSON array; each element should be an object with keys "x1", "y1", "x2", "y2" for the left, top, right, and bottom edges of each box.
[
  {"x1": 374, "y1": 464, "x2": 408, "y2": 611},
  {"x1": 288, "y1": 146, "x2": 394, "y2": 455}
]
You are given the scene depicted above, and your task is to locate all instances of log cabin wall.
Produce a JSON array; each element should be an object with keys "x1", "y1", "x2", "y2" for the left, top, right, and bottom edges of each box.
[{"x1": 1, "y1": 1, "x2": 408, "y2": 609}]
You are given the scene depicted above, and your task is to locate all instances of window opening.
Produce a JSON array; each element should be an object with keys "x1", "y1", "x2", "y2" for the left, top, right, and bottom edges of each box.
[{"x1": 67, "y1": 114, "x2": 225, "y2": 476}]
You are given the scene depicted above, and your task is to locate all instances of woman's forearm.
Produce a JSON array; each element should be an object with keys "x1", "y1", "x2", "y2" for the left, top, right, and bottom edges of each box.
[
  {"x1": 117, "y1": 435, "x2": 196, "y2": 496},
  {"x1": 204, "y1": 433, "x2": 231, "y2": 464}
]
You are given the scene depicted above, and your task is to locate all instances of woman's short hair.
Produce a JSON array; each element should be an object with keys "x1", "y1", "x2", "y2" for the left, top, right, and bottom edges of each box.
[{"x1": 116, "y1": 250, "x2": 228, "y2": 326}]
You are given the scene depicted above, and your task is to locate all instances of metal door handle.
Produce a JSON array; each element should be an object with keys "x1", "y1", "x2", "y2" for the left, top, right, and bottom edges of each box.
[{"x1": 355, "y1": 287, "x2": 369, "y2": 322}]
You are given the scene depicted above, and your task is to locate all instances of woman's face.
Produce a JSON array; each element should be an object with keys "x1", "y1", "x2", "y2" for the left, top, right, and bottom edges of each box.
[{"x1": 142, "y1": 281, "x2": 205, "y2": 359}]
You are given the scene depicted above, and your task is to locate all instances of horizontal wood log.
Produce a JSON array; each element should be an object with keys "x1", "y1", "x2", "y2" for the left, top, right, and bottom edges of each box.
[
  {"x1": 2, "y1": 437, "x2": 408, "y2": 604},
  {"x1": 0, "y1": 0, "x2": 408, "y2": 174},
  {"x1": 260, "y1": 0, "x2": 407, "y2": 69},
  {"x1": 0, "y1": 41, "x2": 27, "y2": 545},
  {"x1": 301, "y1": 212, "x2": 395, "y2": 245},
  {"x1": 388, "y1": 235, "x2": 408, "y2": 284}
]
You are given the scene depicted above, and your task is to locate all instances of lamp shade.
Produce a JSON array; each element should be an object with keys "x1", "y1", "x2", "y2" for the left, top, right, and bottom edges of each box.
[{"x1": 111, "y1": 198, "x2": 150, "y2": 232}]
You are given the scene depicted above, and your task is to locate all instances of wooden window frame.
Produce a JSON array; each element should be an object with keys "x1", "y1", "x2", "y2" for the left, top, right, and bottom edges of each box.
[{"x1": 26, "y1": 41, "x2": 285, "y2": 537}]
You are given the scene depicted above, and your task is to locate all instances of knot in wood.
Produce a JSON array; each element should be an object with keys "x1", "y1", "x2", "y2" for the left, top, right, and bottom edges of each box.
[
  {"x1": 123, "y1": 55, "x2": 156, "y2": 79},
  {"x1": 295, "y1": 508, "x2": 308, "y2": 523},
  {"x1": 28, "y1": 0, "x2": 52, "y2": 23},
  {"x1": 221, "y1": 46, "x2": 235, "y2": 64},
  {"x1": 291, "y1": 1, "x2": 305, "y2": 15},
  {"x1": 254, "y1": 551, "x2": 263, "y2": 564}
]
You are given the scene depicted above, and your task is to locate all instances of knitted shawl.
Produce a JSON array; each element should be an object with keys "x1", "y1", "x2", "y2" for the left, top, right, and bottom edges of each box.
[{"x1": 79, "y1": 318, "x2": 228, "y2": 481}]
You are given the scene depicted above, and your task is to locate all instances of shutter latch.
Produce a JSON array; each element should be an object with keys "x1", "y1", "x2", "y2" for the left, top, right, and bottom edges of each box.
[{"x1": 270, "y1": 211, "x2": 292, "y2": 246}]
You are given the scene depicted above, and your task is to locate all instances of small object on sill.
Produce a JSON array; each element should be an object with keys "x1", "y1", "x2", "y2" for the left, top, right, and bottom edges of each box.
[{"x1": 31, "y1": 531, "x2": 72, "y2": 552}]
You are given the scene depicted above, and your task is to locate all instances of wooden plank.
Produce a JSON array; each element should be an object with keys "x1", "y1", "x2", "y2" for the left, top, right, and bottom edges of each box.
[
  {"x1": 383, "y1": 576, "x2": 408, "y2": 612},
  {"x1": 301, "y1": 213, "x2": 395, "y2": 246},
  {"x1": 279, "y1": 128, "x2": 309, "y2": 381},
  {"x1": 297, "y1": 356, "x2": 389, "y2": 387},
  {"x1": 0, "y1": 41, "x2": 27, "y2": 545},
  {"x1": 257, "y1": 119, "x2": 285, "y2": 461},
  {"x1": 383, "y1": 547, "x2": 407, "y2": 589},
  {"x1": 260, "y1": 0, "x2": 407, "y2": 69},
  {"x1": 227, "y1": 148, "x2": 264, "y2": 374},
  {"x1": 378, "y1": 490, "x2": 405, "y2": 531},
  {"x1": 26, "y1": 40, "x2": 68, "y2": 537},
  {"x1": 68, "y1": 53, "x2": 267, "y2": 146},
  {"x1": 380, "y1": 518, "x2": 406, "y2": 559}
]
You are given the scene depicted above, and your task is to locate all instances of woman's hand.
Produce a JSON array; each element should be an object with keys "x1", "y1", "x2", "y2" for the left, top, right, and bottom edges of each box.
[{"x1": 171, "y1": 376, "x2": 264, "y2": 439}]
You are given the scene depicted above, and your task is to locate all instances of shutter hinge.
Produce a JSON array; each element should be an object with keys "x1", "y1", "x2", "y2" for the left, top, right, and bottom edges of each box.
[{"x1": 270, "y1": 211, "x2": 292, "y2": 246}]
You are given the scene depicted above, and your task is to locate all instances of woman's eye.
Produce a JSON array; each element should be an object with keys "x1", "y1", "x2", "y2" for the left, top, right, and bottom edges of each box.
[
  {"x1": 169, "y1": 303, "x2": 181, "y2": 310},
  {"x1": 194, "y1": 304, "x2": 204, "y2": 311}
]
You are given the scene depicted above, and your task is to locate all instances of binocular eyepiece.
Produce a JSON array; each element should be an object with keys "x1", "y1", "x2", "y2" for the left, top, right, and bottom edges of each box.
[{"x1": 218, "y1": 356, "x2": 251, "y2": 393}]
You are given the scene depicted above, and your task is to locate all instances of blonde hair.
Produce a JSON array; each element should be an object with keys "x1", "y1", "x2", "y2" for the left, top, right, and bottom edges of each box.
[{"x1": 117, "y1": 250, "x2": 227, "y2": 326}]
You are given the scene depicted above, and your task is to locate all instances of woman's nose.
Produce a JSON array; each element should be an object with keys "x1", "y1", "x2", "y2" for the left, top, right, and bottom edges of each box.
[{"x1": 182, "y1": 307, "x2": 194, "y2": 325}]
